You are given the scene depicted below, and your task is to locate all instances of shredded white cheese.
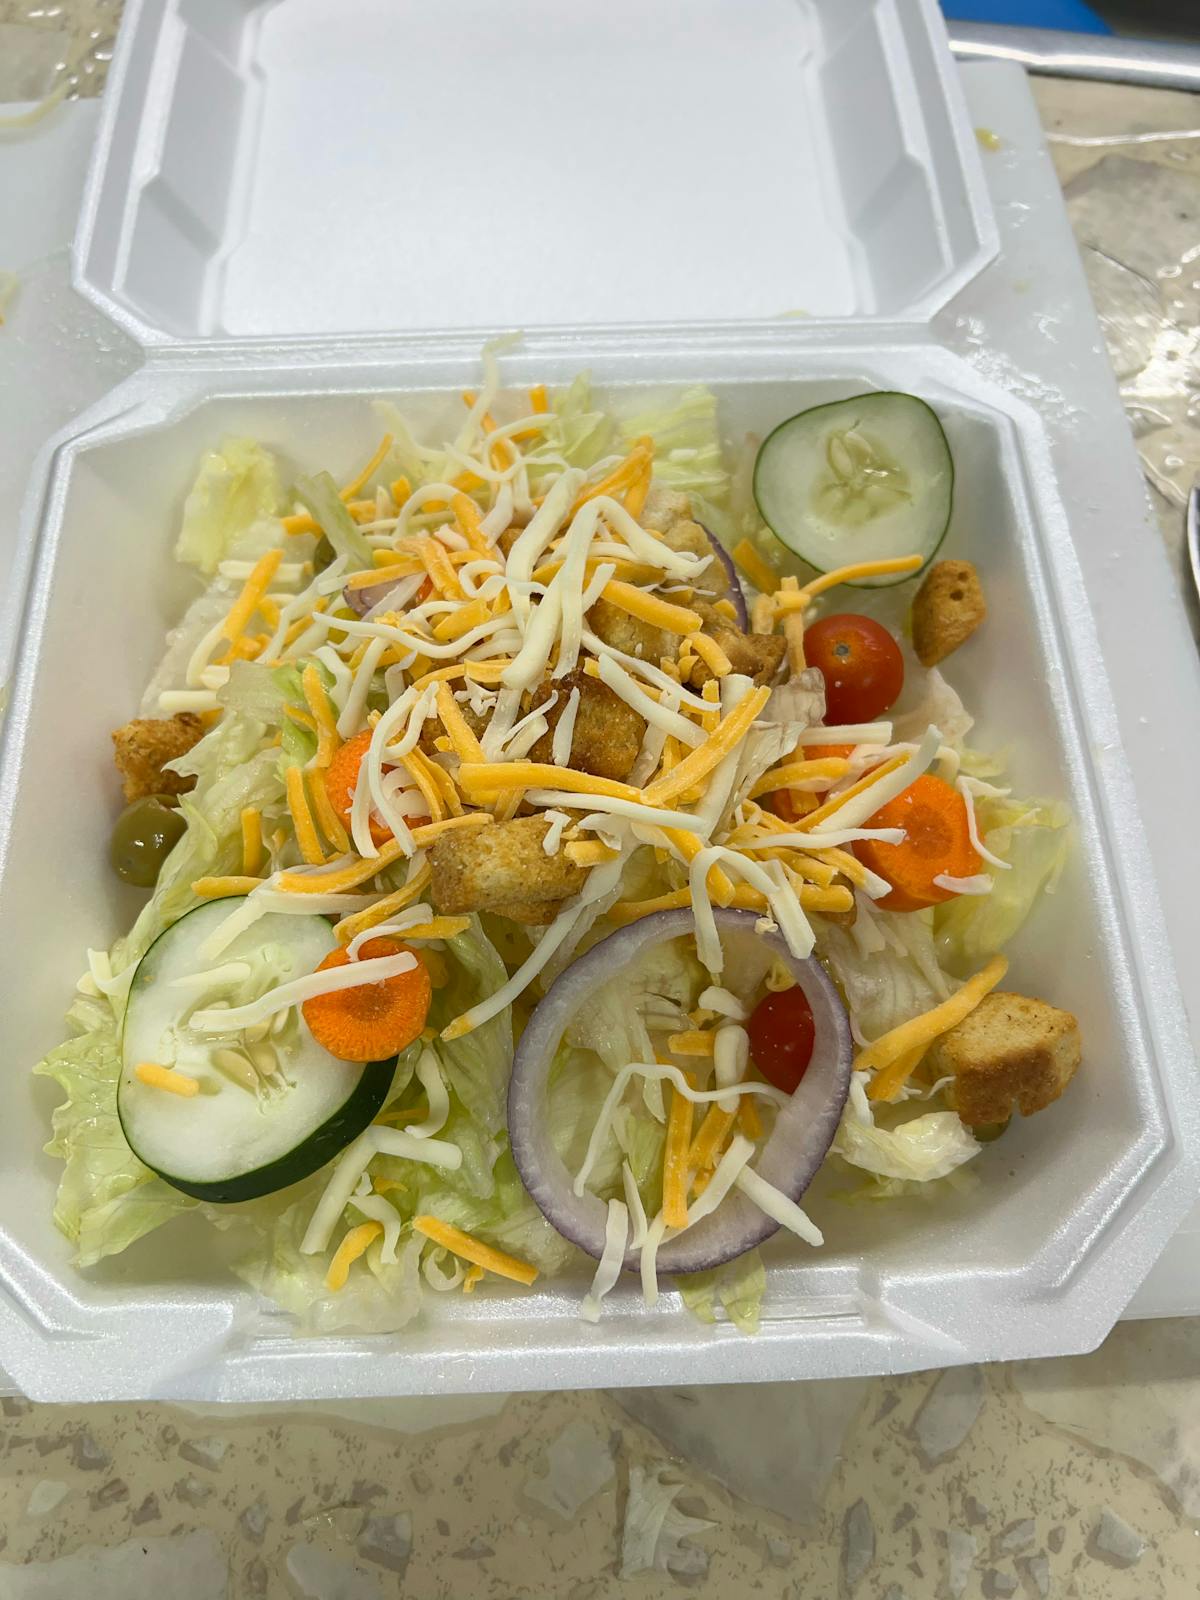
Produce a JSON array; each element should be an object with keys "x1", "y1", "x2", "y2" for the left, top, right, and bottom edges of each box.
[
  {"x1": 699, "y1": 986, "x2": 748, "y2": 1022},
  {"x1": 596, "y1": 654, "x2": 706, "y2": 747},
  {"x1": 810, "y1": 725, "x2": 941, "y2": 832},
  {"x1": 713, "y1": 1024, "x2": 750, "y2": 1114},
  {"x1": 336, "y1": 636, "x2": 387, "y2": 739},
  {"x1": 551, "y1": 687, "x2": 581, "y2": 767},
  {"x1": 639, "y1": 1214, "x2": 668, "y2": 1308},
  {"x1": 800, "y1": 721, "x2": 893, "y2": 746},
  {"x1": 189, "y1": 949, "x2": 417, "y2": 1033},
  {"x1": 540, "y1": 809, "x2": 572, "y2": 855},
  {"x1": 410, "y1": 1047, "x2": 450, "y2": 1138},
  {"x1": 956, "y1": 776, "x2": 1013, "y2": 871},
  {"x1": 581, "y1": 1200, "x2": 629, "y2": 1322},
  {"x1": 734, "y1": 1166, "x2": 823, "y2": 1246},
  {"x1": 622, "y1": 1160, "x2": 649, "y2": 1248},
  {"x1": 933, "y1": 872, "x2": 994, "y2": 895},
  {"x1": 683, "y1": 1134, "x2": 756, "y2": 1226},
  {"x1": 348, "y1": 1187, "x2": 403, "y2": 1263}
]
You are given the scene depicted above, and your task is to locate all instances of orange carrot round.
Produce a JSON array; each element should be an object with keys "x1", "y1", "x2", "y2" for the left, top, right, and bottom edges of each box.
[
  {"x1": 302, "y1": 938, "x2": 432, "y2": 1062},
  {"x1": 767, "y1": 788, "x2": 812, "y2": 824},
  {"x1": 856, "y1": 774, "x2": 981, "y2": 912},
  {"x1": 323, "y1": 729, "x2": 429, "y2": 845}
]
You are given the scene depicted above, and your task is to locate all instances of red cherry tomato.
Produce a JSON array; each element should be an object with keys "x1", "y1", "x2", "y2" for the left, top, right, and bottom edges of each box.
[
  {"x1": 747, "y1": 985, "x2": 816, "y2": 1095},
  {"x1": 803, "y1": 614, "x2": 904, "y2": 724}
]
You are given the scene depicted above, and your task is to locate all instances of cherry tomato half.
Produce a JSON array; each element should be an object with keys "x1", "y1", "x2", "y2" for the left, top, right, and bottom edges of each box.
[
  {"x1": 803, "y1": 614, "x2": 904, "y2": 724},
  {"x1": 747, "y1": 985, "x2": 816, "y2": 1095}
]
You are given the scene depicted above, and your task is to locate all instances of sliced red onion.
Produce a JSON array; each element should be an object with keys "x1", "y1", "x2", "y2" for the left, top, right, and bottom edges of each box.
[
  {"x1": 343, "y1": 576, "x2": 410, "y2": 618},
  {"x1": 698, "y1": 524, "x2": 748, "y2": 628},
  {"x1": 507, "y1": 908, "x2": 852, "y2": 1274}
]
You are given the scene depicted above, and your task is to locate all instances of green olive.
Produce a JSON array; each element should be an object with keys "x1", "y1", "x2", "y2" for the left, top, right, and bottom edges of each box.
[
  {"x1": 973, "y1": 1119, "x2": 1011, "y2": 1144},
  {"x1": 110, "y1": 797, "x2": 186, "y2": 887}
]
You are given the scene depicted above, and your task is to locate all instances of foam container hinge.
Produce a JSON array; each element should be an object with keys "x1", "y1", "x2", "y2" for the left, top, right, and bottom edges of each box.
[{"x1": 1, "y1": 323, "x2": 1197, "y2": 1402}]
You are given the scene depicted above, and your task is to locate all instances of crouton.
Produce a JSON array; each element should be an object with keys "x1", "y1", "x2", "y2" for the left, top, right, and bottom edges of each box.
[
  {"x1": 419, "y1": 698, "x2": 486, "y2": 757},
  {"x1": 664, "y1": 520, "x2": 729, "y2": 600},
  {"x1": 428, "y1": 816, "x2": 588, "y2": 916},
  {"x1": 686, "y1": 602, "x2": 787, "y2": 688},
  {"x1": 641, "y1": 483, "x2": 692, "y2": 534},
  {"x1": 111, "y1": 714, "x2": 205, "y2": 802},
  {"x1": 489, "y1": 898, "x2": 562, "y2": 926},
  {"x1": 527, "y1": 670, "x2": 645, "y2": 781},
  {"x1": 929, "y1": 991, "x2": 1081, "y2": 1127},
  {"x1": 911, "y1": 559, "x2": 986, "y2": 668},
  {"x1": 587, "y1": 596, "x2": 670, "y2": 663},
  {"x1": 640, "y1": 486, "x2": 728, "y2": 599}
]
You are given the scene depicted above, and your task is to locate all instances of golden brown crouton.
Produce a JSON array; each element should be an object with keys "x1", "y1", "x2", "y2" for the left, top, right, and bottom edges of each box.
[
  {"x1": 420, "y1": 673, "x2": 645, "y2": 782},
  {"x1": 930, "y1": 992, "x2": 1081, "y2": 1127},
  {"x1": 428, "y1": 817, "x2": 588, "y2": 916},
  {"x1": 687, "y1": 602, "x2": 787, "y2": 688},
  {"x1": 641, "y1": 486, "x2": 728, "y2": 599},
  {"x1": 418, "y1": 698, "x2": 486, "y2": 757},
  {"x1": 641, "y1": 484, "x2": 692, "y2": 534},
  {"x1": 659, "y1": 520, "x2": 728, "y2": 600},
  {"x1": 911, "y1": 559, "x2": 986, "y2": 668},
  {"x1": 527, "y1": 670, "x2": 645, "y2": 782},
  {"x1": 111, "y1": 714, "x2": 205, "y2": 802},
  {"x1": 586, "y1": 596, "x2": 670, "y2": 663},
  {"x1": 489, "y1": 898, "x2": 561, "y2": 926}
]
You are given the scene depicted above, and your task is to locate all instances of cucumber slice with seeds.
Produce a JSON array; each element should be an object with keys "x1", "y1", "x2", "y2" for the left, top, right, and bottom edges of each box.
[
  {"x1": 753, "y1": 392, "x2": 953, "y2": 585},
  {"x1": 118, "y1": 899, "x2": 394, "y2": 1203}
]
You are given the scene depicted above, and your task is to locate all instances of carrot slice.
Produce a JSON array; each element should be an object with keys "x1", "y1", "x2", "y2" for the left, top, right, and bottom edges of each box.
[
  {"x1": 855, "y1": 773, "x2": 982, "y2": 912},
  {"x1": 302, "y1": 938, "x2": 432, "y2": 1062},
  {"x1": 766, "y1": 788, "x2": 817, "y2": 824},
  {"x1": 323, "y1": 729, "x2": 430, "y2": 846}
]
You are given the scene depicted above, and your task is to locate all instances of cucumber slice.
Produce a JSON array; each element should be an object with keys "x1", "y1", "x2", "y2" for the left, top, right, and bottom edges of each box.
[
  {"x1": 118, "y1": 900, "x2": 394, "y2": 1203},
  {"x1": 753, "y1": 392, "x2": 953, "y2": 585}
]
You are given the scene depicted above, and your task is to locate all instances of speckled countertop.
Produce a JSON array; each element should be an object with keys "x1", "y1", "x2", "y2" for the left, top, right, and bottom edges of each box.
[{"x1": 3, "y1": 9, "x2": 1200, "y2": 1598}]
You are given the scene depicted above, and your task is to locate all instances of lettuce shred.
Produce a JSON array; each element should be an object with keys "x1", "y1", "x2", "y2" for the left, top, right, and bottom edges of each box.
[{"x1": 176, "y1": 437, "x2": 284, "y2": 575}]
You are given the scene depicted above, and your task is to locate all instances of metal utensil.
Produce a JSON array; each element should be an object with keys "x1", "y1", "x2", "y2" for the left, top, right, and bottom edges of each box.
[
  {"x1": 948, "y1": 24, "x2": 1200, "y2": 92},
  {"x1": 1187, "y1": 485, "x2": 1200, "y2": 611}
]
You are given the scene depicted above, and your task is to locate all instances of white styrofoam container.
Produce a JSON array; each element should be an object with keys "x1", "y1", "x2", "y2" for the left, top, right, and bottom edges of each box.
[
  {"x1": 0, "y1": 1, "x2": 1195, "y2": 1401},
  {"x1": 3, "y1": 328, "x2": 1197, "y2": 1401}
]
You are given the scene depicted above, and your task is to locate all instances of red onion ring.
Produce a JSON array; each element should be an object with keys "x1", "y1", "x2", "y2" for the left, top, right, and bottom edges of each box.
[
  {"x1": 343, "y1": 577, "x2": 411, "y2": 618},
  {"x1": 507, "y1": 908, "x2": 852, "y2": 1274},
  {"x1": 698, "y1": 524, "x2": 748, "y2": 629}
]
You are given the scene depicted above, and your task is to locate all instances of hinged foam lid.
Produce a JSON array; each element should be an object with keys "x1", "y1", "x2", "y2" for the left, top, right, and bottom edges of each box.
[{"x1": 74, "y1": 0, "x2": 995, "y2": 344}]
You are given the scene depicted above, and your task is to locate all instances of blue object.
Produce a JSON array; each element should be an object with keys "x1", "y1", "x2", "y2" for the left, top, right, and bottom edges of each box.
[{"x1": 941, "y1": 1, "x2": 1110, "y2": 29}]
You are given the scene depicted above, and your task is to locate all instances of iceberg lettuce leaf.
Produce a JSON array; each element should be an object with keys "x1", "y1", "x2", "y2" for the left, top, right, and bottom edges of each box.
[
  {"x1": 677, "y1": 1248, "x2": 766, "y2": 1336},
  {"x1": 935, "y1": 795, "x2": 1071, "y2": 972},
  {"x1": 834, "y1": 1073, "x2": 979, "y2": 1185},
  {"x1": 33, "y1": 991, "x2": 195, "y2": 1267},
  {"x1": 617, "y1": 385, "x2": 730, "y2": 503},
  {"x1": 176, "y1": 438, "x2": 285, "y2": 575},
  {"x1": 294, "y1": 471, "x2": 373, "y2": 569},
  {"x1": 431, "y1": 923, "x2": 513, "y2": 1135},
  {"x1": 206, "y1": 1181, "x2": 426, "y2": 1336}
]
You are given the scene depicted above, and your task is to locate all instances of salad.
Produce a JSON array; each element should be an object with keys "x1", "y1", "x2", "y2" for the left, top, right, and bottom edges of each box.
[{"x1": 36, "y1": 358, "x2": 1080, "y2": 1334}]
